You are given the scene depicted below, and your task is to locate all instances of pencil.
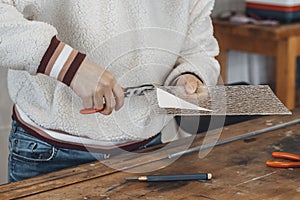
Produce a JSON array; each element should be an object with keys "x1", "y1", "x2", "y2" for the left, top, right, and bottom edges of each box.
[{"x1": 125, "y1": 173, "x2": 212, "y2": 182}]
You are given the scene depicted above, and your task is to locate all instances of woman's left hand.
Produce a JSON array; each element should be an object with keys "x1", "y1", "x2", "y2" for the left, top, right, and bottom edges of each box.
[{"x1": 175, "y1": 74, "x2": 204, "y2": 94}]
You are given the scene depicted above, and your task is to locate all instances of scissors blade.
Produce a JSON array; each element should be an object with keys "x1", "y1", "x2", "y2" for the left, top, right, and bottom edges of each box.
[{"x1": 124, "y1": 84, "x2": 155, "y2": 97}]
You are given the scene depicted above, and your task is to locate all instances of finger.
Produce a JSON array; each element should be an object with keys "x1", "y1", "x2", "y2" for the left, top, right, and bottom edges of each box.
[
  {"x1": 176, "y1": 76, "x2": 187, "y2": 87},
  {"x1": 176, "y1": 76, "x2": 195, "y2": 94},
  {"x1": 194, "y1": 80, "x2": 205, "y2": 93},
  {"x1": 93, "y1": 88, "x2": 105, "y2": 110},
  {"x1": 196, "y1": 85, "x2": 209, "y2": 96},
  {"x1": 185, "y1": 80, "x2": 198, "y2": 94},
  {"x1": 101, "y1": 91, "x2": 116, "y2": 115},
  {"x1": 82, "y1": 95, "x2": 94, "y2": 109},
  {"x1": 113, "y1": 84, "x2": 125, "y2": 111}
]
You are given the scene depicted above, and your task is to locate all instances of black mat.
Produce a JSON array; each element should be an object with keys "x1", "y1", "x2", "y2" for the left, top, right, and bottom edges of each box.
[
  {"x1": 175, "y1": 114, "x2": 262, "y2": 134},
  {"x1": 175, "y1": 82, "x2": 263, "y2": 134}
]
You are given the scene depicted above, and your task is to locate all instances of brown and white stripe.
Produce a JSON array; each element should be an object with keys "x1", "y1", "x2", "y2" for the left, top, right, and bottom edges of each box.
[{"x1": 37, "y1": 36, "x2": 86, "y2": 86}]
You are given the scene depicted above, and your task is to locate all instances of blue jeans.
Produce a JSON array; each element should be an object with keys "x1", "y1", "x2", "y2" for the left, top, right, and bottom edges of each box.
[{"x1": 8, "y1": 120, "x2": 161, "y2": 182}]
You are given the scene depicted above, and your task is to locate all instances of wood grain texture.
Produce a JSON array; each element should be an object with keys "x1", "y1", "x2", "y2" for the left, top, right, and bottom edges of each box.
[
  {"x1": 1, "y1": 109, "x2": 300, "y2": 199},
  {"x1": 213, "y1": 20, "x2": 300, "y2": 40},
  {"x1": 276, "y1": 37, "x2": 299, "y2": 110}
]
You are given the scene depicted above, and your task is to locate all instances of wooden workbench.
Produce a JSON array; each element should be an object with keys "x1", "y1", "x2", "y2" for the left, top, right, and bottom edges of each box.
[
  {"x1": 214, "y1": 20, "x2": 300, "y2": 110},
  {"x1": 1, "y1": 110, "x2": 300, "y2": 199}
]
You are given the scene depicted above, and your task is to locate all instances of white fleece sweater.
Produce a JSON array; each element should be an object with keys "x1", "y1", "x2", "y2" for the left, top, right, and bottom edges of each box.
[{"x1": 0, "y1": 0, "x2": 220, "y2": 145}]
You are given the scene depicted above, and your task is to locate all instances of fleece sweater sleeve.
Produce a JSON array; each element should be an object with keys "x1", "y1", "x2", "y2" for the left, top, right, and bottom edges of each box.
[
  {"x1": 164, "y1": 0, "x2": 220, "y2": 86},
  {"x1": 0, "y1": 2, "x2": 86, "y2": 86}
]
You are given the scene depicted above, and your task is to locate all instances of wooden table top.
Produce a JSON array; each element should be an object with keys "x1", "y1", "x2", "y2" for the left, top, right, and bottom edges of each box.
[
  {"x1": 213, "y1": 19, "x2": 300, "y2": 40},
  {"x1": 1, "y1": 110, "x2": 300, "y2": 199}
]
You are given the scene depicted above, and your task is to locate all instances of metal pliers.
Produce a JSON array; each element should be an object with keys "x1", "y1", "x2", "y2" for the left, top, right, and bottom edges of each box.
[{"x1": 266, "y1": 152, "x2": 300, "y2": 168}]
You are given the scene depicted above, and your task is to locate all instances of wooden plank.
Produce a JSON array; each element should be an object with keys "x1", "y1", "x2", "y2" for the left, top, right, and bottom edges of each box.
[
  {"x1": 0, "y1": 163, "x2": 117, "y2": 199},
  {"x1": 1, "y1": 109, "x2": 299, "y2": 199},
  {"x1": 214, "y1": 33, "x2": 278, "y2": 56},
  {"x1": 276, "y1": 37, "x2": 300, "y2": 109},
  {"x1": 213, "y1": 20, "x2": 300, "y2": 39}
]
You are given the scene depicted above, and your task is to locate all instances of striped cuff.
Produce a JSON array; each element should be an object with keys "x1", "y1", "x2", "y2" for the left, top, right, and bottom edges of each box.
[{"x1": 37, "y1": 36, "x2": 86, "y2": 86}]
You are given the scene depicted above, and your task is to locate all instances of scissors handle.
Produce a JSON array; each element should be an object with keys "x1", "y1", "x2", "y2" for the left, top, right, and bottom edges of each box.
[
  {"x1": 272, "y1": 152, "x2": 300, "y2": 161},
  {"x1": 79, "y1": 85, "x2": 155, "y2": 114},
  {"x1": 80, "y1": 87, "x2": 125, "y2": 114},
  {"x1": 80, "y1": 108, "x2": 104, "y2": 114},
  {"x1": 266, "y1": 161, "x2": 300, "y2": 168}
]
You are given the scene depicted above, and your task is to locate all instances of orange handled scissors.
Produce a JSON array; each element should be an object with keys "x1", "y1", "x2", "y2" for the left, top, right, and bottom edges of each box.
[
  {"x1": 266, "y1": 152, "x2": 300, "y2": 168},
  {"x1": 80, "y1": 84, "x2": 155, "y2": 114}
]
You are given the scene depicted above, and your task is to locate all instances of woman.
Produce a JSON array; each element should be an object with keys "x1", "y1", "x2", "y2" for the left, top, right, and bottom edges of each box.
[{"x1": 0, "y1": 0, "x2": 220, "y2": 182}]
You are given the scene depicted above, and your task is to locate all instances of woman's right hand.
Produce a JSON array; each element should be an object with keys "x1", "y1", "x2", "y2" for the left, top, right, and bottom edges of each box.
[{"x1": 70, "y1": 59, "x2": 124, "y2": 115}]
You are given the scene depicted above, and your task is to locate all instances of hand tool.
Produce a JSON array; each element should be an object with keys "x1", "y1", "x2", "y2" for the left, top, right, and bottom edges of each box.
[
  {"x1": 107, "y1": 173, "x2": 212, "y2": 192},
  {"x1": 266, "y1": 152, "x2": 300, "y2": 168},
  {"x1": 157, "y1": 85, "x2": 291, "y2": 116},
  {"x1": 81, "y1": 85, "x2": 291, "y2": 115},
  {"x1": 125, "y1": 173, "x2": 212, "y2": 182},
  {"x1": 168, "y1": 119, "x2": 300, "y2": 158},
  {"x1": 80, "y1": 84, "x2": 155, "y2": 114}
]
